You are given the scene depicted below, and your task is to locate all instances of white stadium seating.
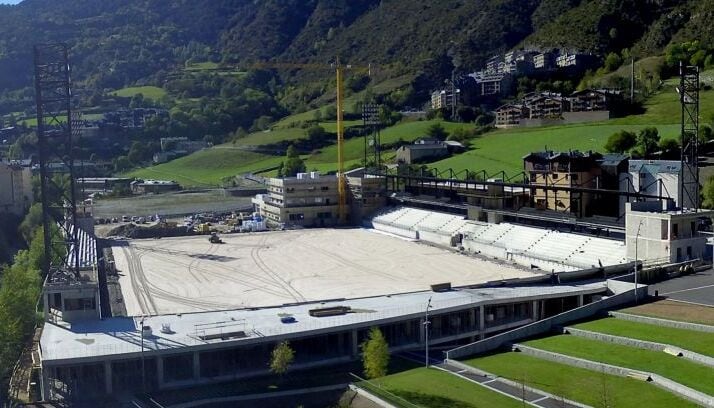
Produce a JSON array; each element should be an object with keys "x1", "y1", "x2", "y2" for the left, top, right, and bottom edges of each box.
[{"x1": 370, "y1": 207, "x2": 627, "y2": 272}]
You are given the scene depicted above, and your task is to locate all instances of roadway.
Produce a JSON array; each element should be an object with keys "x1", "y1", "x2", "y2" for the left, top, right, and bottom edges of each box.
[{"x1": 649, "y1": 267, "x2": 714, "y2": 307}]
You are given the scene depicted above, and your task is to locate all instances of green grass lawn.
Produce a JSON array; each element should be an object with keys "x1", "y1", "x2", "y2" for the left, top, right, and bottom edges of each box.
[
  {"x1": 127, "y1": 148, "x2": 282, "y2": 187},
  {"x1": 305, "y1": 119, "x2": 472, "y2": 170},
  {"x1": 184, "y1": 61, "x2": 219, "y2": 71},
  {"x1": 466, "y1": 352, "x2": 698, "y2": 408},
  {"x1": 370, "y1": 367, "x2": 523, "y2": 408},
  {"x1": 524, "y1": 334, "x2": 714, "y2": 396},
  {"x1": 110, "y1": 86, "x2": 167, "y2": 100},
  {"x1": 431, "y1": 123, "x2": 680, "y2": 177},
  {"x1": 573, "y1": 317, "x2": 714, "y2": 357},
  {"x1": 230, "y1": 128, "x2": 307, "y2": 147}
]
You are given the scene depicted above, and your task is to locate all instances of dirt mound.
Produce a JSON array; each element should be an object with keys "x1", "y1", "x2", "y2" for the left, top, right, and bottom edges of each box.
[{"x1": 106, "y1": 223, "x2": 198, "y2": 239}]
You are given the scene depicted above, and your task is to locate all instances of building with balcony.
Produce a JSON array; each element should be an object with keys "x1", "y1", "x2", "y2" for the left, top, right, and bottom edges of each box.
[
  {"x1": 523, "y1": 150, "x2": 603, "y2": 216},
  {"x1": 253, "y1": 172, "x2": 341, "y2": 227}
]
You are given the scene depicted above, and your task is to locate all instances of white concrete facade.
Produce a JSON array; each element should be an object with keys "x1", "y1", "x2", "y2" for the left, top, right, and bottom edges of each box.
[
  {"x1": 625, "y1": 202, "x2": 710, "y2": 263},
  {"x1": 0, "y1": 161, "x2": 33, "y2": 216}
]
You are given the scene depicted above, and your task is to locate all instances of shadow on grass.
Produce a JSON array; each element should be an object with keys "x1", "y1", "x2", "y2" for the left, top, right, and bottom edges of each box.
[{"x1": 391, "y1": 390, "x2": 476, "y2": 408}]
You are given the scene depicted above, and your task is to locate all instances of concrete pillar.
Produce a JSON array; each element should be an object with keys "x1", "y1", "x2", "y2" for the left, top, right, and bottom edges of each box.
[
  {"x1": 104, "y1": 361, "x2": 113, "y2": 394},
  {"x1": 532, "y1": 301, "x2": 539, "y2": 321},
  {"x1": 351, "y1": 330, "x2": 359, "y2": 357},
  {"x1": 578, "y1": 295, "x2": 584, "y2": 307},
  {"x1": 156, "y1": 356, "x2": 164, "y2": 388},
  {"x1": 192, "y1": 352, "x2": 200, "y2": 380},
  {"x1": 469, "y1": 308, "x2": 476, "y2": 330},
  {"x1": 478, "y1": 306, "x2": 486, "y2": 339}
]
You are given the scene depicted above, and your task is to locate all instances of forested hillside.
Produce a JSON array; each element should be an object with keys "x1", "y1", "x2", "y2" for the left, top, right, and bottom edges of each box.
[{"x1": 0, "y1": 0, "x2": 709, "y2": 109}]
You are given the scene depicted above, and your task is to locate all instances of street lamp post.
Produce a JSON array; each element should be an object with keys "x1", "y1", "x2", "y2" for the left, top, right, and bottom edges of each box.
[
  {"x1": 634, "y1": 220, "x2": 644, "y2": 303},
  {"x1": 424, "y1": 297, "x2": 433, "y2": 367}
]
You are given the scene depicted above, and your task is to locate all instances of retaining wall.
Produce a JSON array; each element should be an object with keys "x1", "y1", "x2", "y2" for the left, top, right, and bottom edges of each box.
[
  {"x1": 565, "y1": 327, "x2": 714, "y2": 368},
  {"x1": 513, "y1": 344, "x2": 714, "y2": 408},
  {"x1": 610, "y1": 312, "x2": 714, "y2": 333},
  {"x1": 446, "y1": 284, "x2": 647, "y2": 360}
]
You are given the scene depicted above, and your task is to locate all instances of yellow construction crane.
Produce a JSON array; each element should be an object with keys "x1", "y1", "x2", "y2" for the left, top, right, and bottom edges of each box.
[{"x1": 251, "y1": 59, "x2": 372, "y2": 224}]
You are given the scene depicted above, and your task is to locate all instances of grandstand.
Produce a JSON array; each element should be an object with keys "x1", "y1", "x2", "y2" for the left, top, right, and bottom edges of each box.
[
  {"x1": 65, "y1": 224, "x2": 98, "y2": 271},
  {"x1": 372, "y1": 207, "x2": 628, "y2": 272}
]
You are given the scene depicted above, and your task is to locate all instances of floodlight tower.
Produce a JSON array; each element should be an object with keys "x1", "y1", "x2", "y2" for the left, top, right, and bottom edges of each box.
[
  {"x1": 362, "y1": 103, "x2": 382, "y2": 171},
  {"x1": 678, "y1": 62, "x2": 700, "y2": 210},
  {"x1": 33, "y1": 43, "x2": 80, "y2": 277}
]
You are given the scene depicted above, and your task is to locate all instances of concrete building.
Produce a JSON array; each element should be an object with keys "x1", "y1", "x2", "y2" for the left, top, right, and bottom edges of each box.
[
  {"x1": 253, "y1": 172, "x2": 341, "y2": 227},
  {"x1": 524, "y1": 151, "x2": 603, "y2": 216},
  {"x1": 533, "y1": 52, "x2": 555, "y2": 70},
  {"x1": 39, "y1": 279, "x2": 607, "y2": 401},
  {"x1": 624, "y1": 160, "x2": 696, "y2": 210},
  {"x1": 395, "y1": 143, "x2": 449, "y2": 164},
  {"x1": 569, "y1": 89, "x2": 615, "y2": 112},
  {"x1": 625, "y1": 201, "x2": 710, "y2": 264},
  {"x1": 130, "y1": 179, "x2": 180, "y2": 194},
  {"x1": 0, "y1": 160, "x2": 33, "y2": 216},
  {"x1": 431, "y1": 89, "x2": 460, "y2": 110}
]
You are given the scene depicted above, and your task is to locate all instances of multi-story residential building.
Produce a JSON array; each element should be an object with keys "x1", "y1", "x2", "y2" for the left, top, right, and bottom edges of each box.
[
  {"x1": 495, "y1": 104, "x2": 528, "y2": 128},
  {"x1": 430, "y1": 89, "x2": 460, "y2": 110},
  {"x1": 0, "y1": 160, "x2": 33, "y2": 216},
  {"x1": 523, "y1": 151, "x2": 603, "y2": 216},
  {"x1": 533, "y1": 52, "x2": 555, "y2": 70},
  {"x1": 569, "y1": 89, "x2": 616, "y2": 112},
  {"x1": 527, "y1": 95, "x2": 566, "y2": 119}
]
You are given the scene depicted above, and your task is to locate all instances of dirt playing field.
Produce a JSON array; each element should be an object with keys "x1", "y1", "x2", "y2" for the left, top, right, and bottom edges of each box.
[{"x1": 110, "y1": 228, "x2": 537, "y2": 316}]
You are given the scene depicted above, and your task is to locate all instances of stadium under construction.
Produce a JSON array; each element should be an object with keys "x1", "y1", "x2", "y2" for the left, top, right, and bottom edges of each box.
[
  {"x1": 36, "y1": 169, "x2": 711, "y2": 401},
  {"x1": 28, "y1": 47, "x2": 710, "y2": 403}
]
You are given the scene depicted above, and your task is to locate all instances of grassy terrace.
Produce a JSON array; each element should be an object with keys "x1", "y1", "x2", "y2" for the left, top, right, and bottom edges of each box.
[
  {"x1": 573, "y1": 317, "x2": 714, "y2": 357},
  {"x1": 620, "y1": 300, "x2": 714, "y2": 326},
  {"x1": 369, "y1": 367, "x2": 523, "y2": 408},
  {"x1": 466, "y1": 353, "x2": 698, "y2": 408},
  {"x1": 523, "y1": 335, "x2": 714, "y2": 396}
]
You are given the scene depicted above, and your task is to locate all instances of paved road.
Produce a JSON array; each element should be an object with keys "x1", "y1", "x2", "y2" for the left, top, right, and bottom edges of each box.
[{"x1": 649, "y1": 267, "x2": 714, "y2": 307}]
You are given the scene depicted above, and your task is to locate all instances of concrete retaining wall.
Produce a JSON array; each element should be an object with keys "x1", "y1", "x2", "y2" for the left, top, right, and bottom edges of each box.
[
  {"x1": 418, "y1": 229, "x2": 453, "y2": 247},
  {"x1": 514, "y1": 345, "x2": 714, "y2": 407},
  {"x1": 565, "y1": 327, "x2": 714, "y2": 368},
  {"x1": 446, "y1": 285, "x2": 647, "y2": 360},
  {"x1": 610, "y1": 312, "x2": 714, "y2": 333},
  {"x1": 371, "y1": 221, "x2": 418, "y2": 239}
]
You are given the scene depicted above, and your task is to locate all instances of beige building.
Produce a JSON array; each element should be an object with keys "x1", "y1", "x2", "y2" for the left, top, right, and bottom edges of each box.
[
  {"x1": 524, "y1": 151, "x2": 602, "y2": 217},
  {"x1": 0, "y1": 161, "x2": 33, "y2": 216},
  {"x1": 253, "y1": 172, "x2": 341, "y2": 227},
  {"x1": 253, "y1": 171, "x2": 386, "y2": 227}
]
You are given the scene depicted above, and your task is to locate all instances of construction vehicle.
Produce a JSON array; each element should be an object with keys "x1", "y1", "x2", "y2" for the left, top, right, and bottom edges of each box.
[{"x1": 209, "y1": 232, "x2": 224, "y2": 244}]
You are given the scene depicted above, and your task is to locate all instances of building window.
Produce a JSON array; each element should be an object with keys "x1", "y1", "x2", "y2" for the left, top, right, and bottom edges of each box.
[
  {"x1": 321, "y1": 186, "x2": 329, "y2": 191},
  {"x1": 288, "y1": 213, "x2": 304, "y2": 221},
  {"x1": 552, "y1": 173, "x2": 558, "y2": 180},
  {"x1": 672, "y1": 223, "x2": 679, "y2": 239},
  {"x1": 317, "y1": 212, "x2": 332, "y2": 219}
]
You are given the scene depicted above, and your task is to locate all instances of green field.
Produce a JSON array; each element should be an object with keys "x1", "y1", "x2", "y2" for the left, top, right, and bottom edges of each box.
[
  {"x1": 305, "y1": 119, "x2": 472, "y2": 169},
  {"x1": 368, "y1": 367, "x2": 523, "y2": 408},
  {"x1": 466, "y1": 352, "x2": 697, "y2": 408},
  {"x1": 127, "y1": 148, "x2": 282, "y2": 187},
  {"x1": 430, "y1": 123, "x2": 680, "y2": 176},
  {"x1": 524, "y1": 335, "x2": 714, "y2": 396},
  {"x1": 572, "y1": 317, "x2": 714, "y2": 357},
  {"x1": 110, "y1": 86, "x2": 167, "y2": 100}
]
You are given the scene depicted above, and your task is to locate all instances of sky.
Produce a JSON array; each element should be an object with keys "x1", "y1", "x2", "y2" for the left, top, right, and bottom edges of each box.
[{"x1": 0, "y1": 0, "x2": 23, "y2": 4}]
